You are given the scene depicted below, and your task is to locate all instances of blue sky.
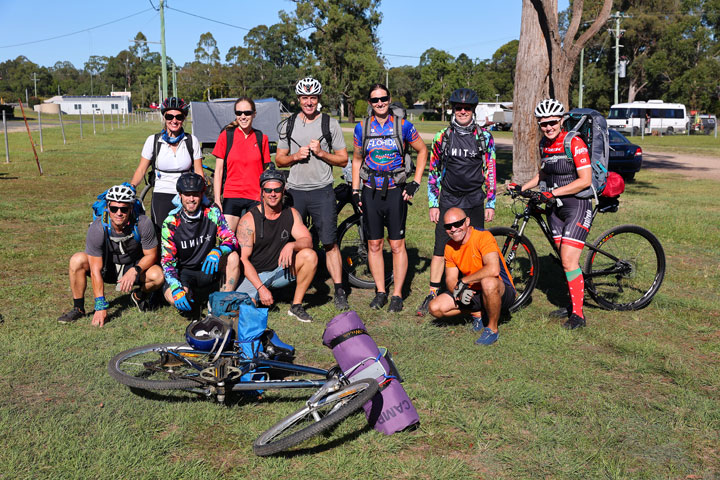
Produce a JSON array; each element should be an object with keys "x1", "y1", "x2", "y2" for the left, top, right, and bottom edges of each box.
[{"x1": 1, "y1": 1, "x2": 569, "y2": 69}]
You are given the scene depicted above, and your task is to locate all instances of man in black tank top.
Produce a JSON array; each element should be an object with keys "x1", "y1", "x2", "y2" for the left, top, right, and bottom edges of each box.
[{"x1": 235, "y1": 167, "x2": 318, "y2": 322}]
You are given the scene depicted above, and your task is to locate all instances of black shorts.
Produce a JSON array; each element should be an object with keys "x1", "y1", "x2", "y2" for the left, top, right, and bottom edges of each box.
[
  {"x1": 222, "y1": 197, "x2": 258, "y2": 218},
  {"x1": 361, "y1": 186, "x2": 408, "y2": 241},
  {"x1": 287, "y1": 185, "x2": 338, "y2": 246},
  {"x1": 91, "y1": 259, "x2": 141, "y2": 285},
  {"x1": 442, "y1": 281, "x2": 515, "y2": 314},
  {"x1": 433, "y1": 191, "x2": 485, "y2": 256},
  {"x1": 163, "y1": 268, "x2": 218, "y2": 293},
  {"x1": 151, "y1": 192, "x2": 177, "y2": 234},
  {"x1": 547, "y1": 196, "x2": 593, "y2": 249}
]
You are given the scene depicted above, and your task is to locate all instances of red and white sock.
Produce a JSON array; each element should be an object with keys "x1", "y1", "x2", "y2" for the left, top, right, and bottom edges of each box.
[{"x1": 566, "y1": 268, "x2": 584, "y2": 317}]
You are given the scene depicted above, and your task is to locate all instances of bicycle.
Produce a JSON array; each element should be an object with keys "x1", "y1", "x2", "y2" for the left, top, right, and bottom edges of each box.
[
  {"x1": 490, "y1": 189, "x2": 666, "y2": 312},
  {"x1": 108, "y1": 337, "x2": 383, "y2": 456}
]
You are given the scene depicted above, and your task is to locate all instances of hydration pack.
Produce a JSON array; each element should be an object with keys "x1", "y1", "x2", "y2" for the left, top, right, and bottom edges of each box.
[
  {"x1": 91, "y1": 183, "x2": 144, "y2": 243},
  {"x1": 147, "y1": 133, "x2": 195, "y2": 187},
  {"x1": 284, "y1": 112, "x2": 333, "y2": 154},
  {"x1": 358, "y1": 102, "x2": 415, "y2": 188},
  {"x1": 562, "y1": 108, "x2": 610, "y2": 199},
  {"x1": 219, "y1": 127, "x2": 265, "y2": 197}
]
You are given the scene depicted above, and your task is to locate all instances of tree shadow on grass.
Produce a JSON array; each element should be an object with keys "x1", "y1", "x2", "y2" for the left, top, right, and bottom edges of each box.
[{"x1": 0, "y1": 173, "x2": 19, "y2": 180}]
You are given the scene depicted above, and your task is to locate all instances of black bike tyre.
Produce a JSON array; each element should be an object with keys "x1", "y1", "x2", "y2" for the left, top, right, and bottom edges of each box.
[
  {"x1": 338, "y1": 215, "x2": 393, "y2": 289},
  {"x1": 584, "y1": 224, "x2": 665, "y2": 311},
  {"x1": 253, "y1": 378, "x2": 379, "y2": 457},
  {"x1": 108, "y1": 342, "x2": 207, "y2": 391},
  {"x1": 488, "y1": 226, "x2": 539, "y2": 312}
]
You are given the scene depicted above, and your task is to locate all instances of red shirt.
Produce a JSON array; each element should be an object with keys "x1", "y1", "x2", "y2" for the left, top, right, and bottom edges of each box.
[{"x1": 212, "y1": 128, "x2": 271, "y2": 201}]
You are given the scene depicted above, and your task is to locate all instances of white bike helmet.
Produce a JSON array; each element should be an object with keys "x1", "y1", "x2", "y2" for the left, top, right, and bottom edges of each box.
[
  {"x1": 295, "y1": 77, "x2": 323, "y2": 96},
  {"x1": 534, "y1": 99, "x2": 565, "y2": 118},
  {"x1": 105, "y1": 185, "x2": 135, "y2": 203}
]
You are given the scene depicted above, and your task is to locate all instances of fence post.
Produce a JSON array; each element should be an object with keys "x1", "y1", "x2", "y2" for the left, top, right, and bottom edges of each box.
[
  {"x1": 92, "y1": 110, "x2": 96, "y2": 135},
  {"x1": 58, "y1": 110, "x2": 66, "y2": 145},
  {"x1": 79, "y1": 111, "x2": 83, "y2": 139},
  {"x1": 37, "y1": 109, "x2": 43, "y2": 152},
  {"x1": 110, "y1": 110, "x2": 113, "y2": 131},
  {"x1": 3, "y1": 110, "x2": 9, "y2": 163},
  {"x1": 117, "y1": 109, "x2": 120, "y2": 129},
  {"x1": 102, "y1": 111, "x2": 105, "y2": 133}
]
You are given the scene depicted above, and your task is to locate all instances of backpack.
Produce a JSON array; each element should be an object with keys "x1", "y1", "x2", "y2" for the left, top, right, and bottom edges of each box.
[
  {"x1": 146, "y1": 133, "x2": 195, "y2": 187},
  {"x1": 358, "y1": 102, "x2": 415, "y2": 188},
  {"x1": 284, "y1": 112, "x2": 333, "y2": 154},
  {"x1": 436, "y1": 124, "x2": 488, "y2": 176},
  {"x1": 219, "y1": 127, "x2": 265, "y2": 197},
  {"x1": 562, "y1": 108, "x2": 610, "y2": 199}
]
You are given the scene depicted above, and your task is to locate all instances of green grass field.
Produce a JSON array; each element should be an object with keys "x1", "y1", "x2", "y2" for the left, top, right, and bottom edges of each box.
[{"x1": 0, "y1": 121, "x2": 719, "y2": 479}]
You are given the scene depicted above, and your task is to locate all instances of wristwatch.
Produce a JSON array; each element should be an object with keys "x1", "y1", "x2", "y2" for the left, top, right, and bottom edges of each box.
[{"x1": 133, "y1": 265, "x2": 142, "y2": 275}]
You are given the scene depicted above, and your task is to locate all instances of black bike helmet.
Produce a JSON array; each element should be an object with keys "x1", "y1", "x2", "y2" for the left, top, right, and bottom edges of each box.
[
  {"x1": 449, "y1": 88, "x2": 479, "y2": 106},
  {"x1": 176, "y1": 172, "x2": 206, "y2": 194},
  {"x1": 161, "y1": 97, "x2": 190, "y2": 115},
  {"x1": 259, "y1": 164, "x2": 286, "y2": 188}
]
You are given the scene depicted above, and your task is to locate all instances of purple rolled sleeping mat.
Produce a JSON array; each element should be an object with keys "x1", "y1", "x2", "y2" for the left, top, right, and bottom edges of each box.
[{"x1": 322, "y1": 310, "x2": 419, "y2": 435}]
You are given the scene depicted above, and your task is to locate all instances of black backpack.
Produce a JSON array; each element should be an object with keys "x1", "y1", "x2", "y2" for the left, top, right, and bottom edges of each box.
[
  {"x1": 146, "y1": 133, "x2": 195, "y2": 187},
  {"x1": 437, "y1": 125, "x2": 488, "y2": 173},
  {"x1": 562, "y1": 108, "x2": 610, "y2": 199},
  {"x1": 219, "y1": 127, "x2": 265, "y2": 197},
  {"x1": 284, "y1": 112, "x2": 333, "y2": 153}
]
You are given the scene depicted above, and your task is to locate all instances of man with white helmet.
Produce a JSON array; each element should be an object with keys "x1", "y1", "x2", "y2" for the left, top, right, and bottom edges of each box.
[
  {"x1": 58, "y1": 184, "x2": 163, "y2": 326},
  {"x1": 275, "y1": 77, "x2": 349, "y2": 311}
]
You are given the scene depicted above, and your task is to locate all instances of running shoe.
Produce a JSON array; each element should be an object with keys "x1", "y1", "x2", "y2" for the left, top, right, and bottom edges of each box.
[
  {"x1": 369, "y1": 292, "x2": 388, "y2": 310},
  {"x1": 549, "y1": 306, "x2": 571, "y2": 319},
  {"x1": 57, "y1": 307, "x2": 85, "y2": 324},
  {"x1": 471, "y1": 315, "x2": 484, "y2": 332},
  {"x1": 416, "y1": 293, "x2": 435, "y2": 316},
  {"x1": 334, "y1": 288, "x2": 349, "y2": 311},
  {"x1": 388, "y1": 295, "x2": 404, "y2": 313},
  {"x1": 288, "y1": 304, "x2": 313, "y2": 323},
  {"x1": 474, "y1": 327, "x2": 499, "y2": 346},
  {"x1": 563, "y1": 313, "x2": 586, "y2": 330},
  {"x1": 130, "y1": 289, "x2": 149, "y2": 312}
]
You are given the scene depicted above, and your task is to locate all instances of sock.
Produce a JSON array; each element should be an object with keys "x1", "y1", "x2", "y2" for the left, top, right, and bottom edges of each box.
[
  {"x1": 334, "y1": 283, "x2": 344, "y2": 293},
  {"x1": 73, "y1": 298, "x2": 85, "y2": 312},
  {"x1": 471, "y1": 311, "x2": 483, "y2": 321},
  {"x1": 565, "y1": 268, "x2": 584, "y2": 317},
  {"x1": 429, "y1": 282, "x2": 442, "y2": 296}
]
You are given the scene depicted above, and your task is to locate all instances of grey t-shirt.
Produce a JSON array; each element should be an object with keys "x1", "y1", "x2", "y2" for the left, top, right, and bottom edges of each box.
[
  {"x1": 85, "y1": 215, "x2": 158, "y2": 265},
  {"x1": 277, "y1": 113, "x2": 346, "y2": 191}
]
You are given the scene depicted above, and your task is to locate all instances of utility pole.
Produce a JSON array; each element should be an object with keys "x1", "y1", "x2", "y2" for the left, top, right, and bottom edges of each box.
[
  {"x1": 33, "y1": 73, "x2": 37, "y2": 97},
  {"x1": 609, "y1": 11, "x2": 630, "y2": 106},
  {"x1": 160, "y1": 0, "x2": 168, "y2": 100},
  {"x1": 578, "y1": 48, "x2": 584, "y2": 108},
  {"x1": 172, "y1": 62, "x2": 177, "y2": 98}
]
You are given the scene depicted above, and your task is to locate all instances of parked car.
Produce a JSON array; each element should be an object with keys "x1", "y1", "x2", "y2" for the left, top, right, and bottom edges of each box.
[
  {"x1": 690, "y1": 114, "x2": 716, "y2": 135},
  {"x1": 609, "y1": 129, "x2": 642, "y2": 181}
]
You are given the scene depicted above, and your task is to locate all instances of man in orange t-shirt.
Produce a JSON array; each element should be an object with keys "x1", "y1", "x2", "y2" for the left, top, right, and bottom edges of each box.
[{"x1": 428, "y1": 207, "x2": 515, "y2": 345}]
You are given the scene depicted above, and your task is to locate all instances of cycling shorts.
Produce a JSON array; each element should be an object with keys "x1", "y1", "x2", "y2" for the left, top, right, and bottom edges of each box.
[
  {"x1": 547, "y1": 196, "x2": 593, "y2": 249},
  {"x1": 441, "y1": 281, "x2": 515, "y2": 314},
  {"x1": 163, "y1": 268, "x2": 218, "y2": 294},
  {"x1": 91, "y1": 259, "x2": 142, "y2": 285},
  {"x1": 222, "y1": 197, "x2": 258, "y2": 218},
  {"x1": 361, "y1": 186, "x2": 408, "y2": 241},
  {"x1": 151, "y1": 192, "x2": 177, "y2": 234},
  {"x1": 287, "y1": 185, "x2": 337, "y2": 246}
]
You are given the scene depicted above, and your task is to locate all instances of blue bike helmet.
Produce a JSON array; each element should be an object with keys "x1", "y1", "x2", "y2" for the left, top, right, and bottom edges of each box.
[{"x1": 185, "y1": 316, "x2": 234, "y2": 352}]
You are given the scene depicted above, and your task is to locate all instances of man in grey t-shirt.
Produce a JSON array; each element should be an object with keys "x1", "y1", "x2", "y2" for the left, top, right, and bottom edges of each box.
[
  {"x1": 275, "y1": 77, "x2": 350, "y2": 310},
  {"x1": 57, "y1": 184, "x2": 164, "y2": 327}
]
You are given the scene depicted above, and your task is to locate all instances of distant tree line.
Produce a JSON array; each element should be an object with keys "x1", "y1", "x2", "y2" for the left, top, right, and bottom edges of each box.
[{"x1": 1, "y1": 0, "x2": 718, "y2": 119}]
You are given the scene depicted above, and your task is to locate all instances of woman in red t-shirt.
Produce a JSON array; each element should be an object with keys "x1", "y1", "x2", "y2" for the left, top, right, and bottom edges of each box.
[{"x1": 212, "y1": 97, "x2": 271, "y2": 232}]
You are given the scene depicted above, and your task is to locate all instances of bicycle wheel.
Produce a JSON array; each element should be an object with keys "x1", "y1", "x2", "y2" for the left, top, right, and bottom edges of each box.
[
  {"x1": 584, "y1": 224, "x2": 665, "y2": 311},
  {"x1": 489, "y1": 227, "x2": 539, "y2": 312},
  {"x1": 138, "y1": 182, "x2": 153, "y2": 212},
  {"x1": 253, "y1": 378, "x2": 379, "y2": 456},
  {"x1": 338, "y1": 215, "x2": 393, "y2": 289},
  {"x1": 108, "y1": 342, "x2": 211, "y2": 391}
]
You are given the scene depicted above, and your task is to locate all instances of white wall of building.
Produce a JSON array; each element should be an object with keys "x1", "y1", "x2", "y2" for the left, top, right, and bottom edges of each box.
[{"x1": 56, "y1": 96, "x2": 132, "y2": 115}]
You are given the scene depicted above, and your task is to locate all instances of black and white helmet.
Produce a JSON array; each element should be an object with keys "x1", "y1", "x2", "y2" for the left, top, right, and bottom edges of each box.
[
  {"x1": 105, "y1": 185, "x2": 135, "y2": 203},
  {"x1": 295, "y1": 77, "x2": 322, "y2": 96},
  {"x1": 534, "y1": 99, "x2": 565, "y2": 118}
]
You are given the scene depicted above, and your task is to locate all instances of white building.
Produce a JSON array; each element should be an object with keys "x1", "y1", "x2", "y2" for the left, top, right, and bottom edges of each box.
[{"x1": 50, "y1": 95, "x2": 132, "y2": 115}]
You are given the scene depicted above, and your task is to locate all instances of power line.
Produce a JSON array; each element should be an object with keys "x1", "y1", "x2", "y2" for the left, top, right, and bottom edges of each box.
[
  {"x1": 0, "y1": 8, "x2": 154, "y2": 49},
  {"x1": 165, "y1": 6, "x2": 251, "y2": 31}
]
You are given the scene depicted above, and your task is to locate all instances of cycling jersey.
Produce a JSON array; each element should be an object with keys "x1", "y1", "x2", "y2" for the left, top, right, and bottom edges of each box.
[
  {"x1": 444, "y1": 227, "x2": 514, "y2": 291},
  {"x1": 353, "y1": 116, "x2": 419, "y2": 189},
  {"x1": 427, "y1": 126, "x2": 496, "y2": 209},
  {"x1": 211, "y1": 128, "x2": 270, "y2": 201},
  {"x1": 539, "y1": 130, "x2": 590, "y2": 193},
  {"x1": 161, "y1": 204, "x2": 237, "y2": 293}
]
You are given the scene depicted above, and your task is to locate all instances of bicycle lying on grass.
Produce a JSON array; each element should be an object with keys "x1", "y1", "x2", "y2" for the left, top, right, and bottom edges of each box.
[
  {"x1": 490, "y1": 189, "x2": 666, "y2": 312},
  {"x1": 108, "y1": 336, "x2": 382, "y2": 456}
]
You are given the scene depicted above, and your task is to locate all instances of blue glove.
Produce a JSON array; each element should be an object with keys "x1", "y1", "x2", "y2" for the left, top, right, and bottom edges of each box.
[
  {"x1": 172, "y1": 288, "x2": 193, "y2": 311},
  {"x1": 202, "y1": 248, "x2": 222, "y2": 275}
]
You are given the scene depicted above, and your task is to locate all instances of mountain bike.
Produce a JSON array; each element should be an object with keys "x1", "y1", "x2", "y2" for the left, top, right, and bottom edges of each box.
[
  {"x1": 108, "y1": 338, "x2": 381, "y2": 456},
  {"x1": 490, "y1": 189, "x2": 666, "y2": 312}
]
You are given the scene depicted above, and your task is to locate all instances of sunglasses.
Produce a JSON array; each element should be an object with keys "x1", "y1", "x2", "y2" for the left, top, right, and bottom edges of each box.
[
  {"x1": 235, "y1": 110, "x2": 254, "y2": 117},
  {"x1": 262, "y1": 187, "x2": 283, "y2": 194},
  {"x1": 164, "y1": 113, "x2": 185, "y2": 121},
  {"x1": 444, "y1": 217, "x2": 467, "y2": 230},
  {"x1": 539, "y1": 119, "x2": 560, "y2": 128},
  {"x1": 369, "y1": 95, "x2": 390, "y2": 104},
  {"x1": 454, "y1": 105, "x2": 474, "y2": 112},
  {"x1": 108, "y1": 206, "x2": 130, "y2": 214}
]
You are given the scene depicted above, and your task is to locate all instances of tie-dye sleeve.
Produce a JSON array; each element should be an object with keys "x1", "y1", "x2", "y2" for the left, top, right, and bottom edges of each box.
[
  {"x1": 427, "y1": 129, "x2": 446, "y2": 208},
  {"x1": 208, "y1": 205, "x2": 238, "y2": 255},
  {"x1": 483, "y1": 130, "x2": 497, "y2": 210},
  {"x1": 160, "y1": 215, "x2": 183, "y2": 293}
]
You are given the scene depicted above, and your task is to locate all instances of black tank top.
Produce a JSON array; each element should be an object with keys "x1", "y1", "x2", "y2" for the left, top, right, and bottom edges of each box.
[
  {"x1": 172, "y1": 209, "x2": 218, "y2": 270},
  {"x1": 249, "y1": 207, "x2": 294, "y2": 273}
]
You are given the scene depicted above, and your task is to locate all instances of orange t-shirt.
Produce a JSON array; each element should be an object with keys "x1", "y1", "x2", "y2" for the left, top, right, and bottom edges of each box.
[{"x1": 444, "y1": 227, "x2": 514, "y2": 290}]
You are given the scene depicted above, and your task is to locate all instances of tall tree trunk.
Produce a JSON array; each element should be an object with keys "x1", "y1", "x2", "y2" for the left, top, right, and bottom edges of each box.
[{"x1": 513, "y1": 0, "x2": 549, "y2": 184}]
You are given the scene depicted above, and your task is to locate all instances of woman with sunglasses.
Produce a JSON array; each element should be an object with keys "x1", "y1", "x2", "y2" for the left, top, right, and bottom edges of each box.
[
  {"x1": 211, "y1": 97, "x2": 270, "y2": 232},
  {"x1": 351, "y1": 83, "x2": 428, "y2": 312},
  {"x1": 510, "y1": 99, "x2": 592, "y2": 330},
  {"x1": 131, "y1": 97, "x2": 204, "y2": 233}
]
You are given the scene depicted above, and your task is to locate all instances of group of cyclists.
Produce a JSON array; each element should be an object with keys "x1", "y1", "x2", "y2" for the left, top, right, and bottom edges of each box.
[{"x1": 58, "y1": 75, "x2": 595, "y2": 344}]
